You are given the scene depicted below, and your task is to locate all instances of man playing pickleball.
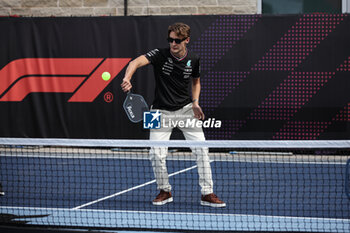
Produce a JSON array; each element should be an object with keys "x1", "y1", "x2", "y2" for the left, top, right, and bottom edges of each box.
[{"x1": 121, "y1": 22, "x2": 225, "y2": 207}]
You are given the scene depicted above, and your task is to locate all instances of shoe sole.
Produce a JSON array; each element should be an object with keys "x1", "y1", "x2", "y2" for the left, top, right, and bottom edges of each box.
[
  {"x1": 200, "y1": 200, "x2": 226, "y2": 208},
  {"x1": 152, "y1": 197, "x2": 173, "y2": 206}
]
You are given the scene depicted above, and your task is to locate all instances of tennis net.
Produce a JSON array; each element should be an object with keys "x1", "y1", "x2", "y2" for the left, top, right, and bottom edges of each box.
[{"x1": 0, "y1": 138, "x2": 349, "y2": 232}]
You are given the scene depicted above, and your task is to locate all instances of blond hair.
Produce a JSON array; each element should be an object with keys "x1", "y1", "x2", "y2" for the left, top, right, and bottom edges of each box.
[{"x1": 168, "y1": 22, "x2": 190, "y2": 38}]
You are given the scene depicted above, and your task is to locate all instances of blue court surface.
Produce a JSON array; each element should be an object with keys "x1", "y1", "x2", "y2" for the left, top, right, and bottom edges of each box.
[{"x1": 0, "y1": 149, "x2": 349, "y2": 232}]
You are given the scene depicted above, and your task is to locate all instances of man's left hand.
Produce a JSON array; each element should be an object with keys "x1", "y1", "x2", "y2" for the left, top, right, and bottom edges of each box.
[{"x1": 192, "y1": 102, "x2": 205, "y2": 120}]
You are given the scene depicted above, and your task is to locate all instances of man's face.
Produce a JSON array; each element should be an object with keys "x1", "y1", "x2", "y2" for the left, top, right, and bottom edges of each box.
[{"x1": 168, "y1": 31, "x2": 189, "y2": 56}]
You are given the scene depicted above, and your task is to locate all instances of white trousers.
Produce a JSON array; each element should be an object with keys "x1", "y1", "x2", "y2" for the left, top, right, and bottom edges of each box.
[{"x1": 149, "y1": 103, "x2": 214, "y2": 195}]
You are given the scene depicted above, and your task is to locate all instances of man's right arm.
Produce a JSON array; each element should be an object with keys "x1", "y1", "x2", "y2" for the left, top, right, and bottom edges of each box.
[{"x1": 121, "y1": 55, "x2": 150, "y2": 92}]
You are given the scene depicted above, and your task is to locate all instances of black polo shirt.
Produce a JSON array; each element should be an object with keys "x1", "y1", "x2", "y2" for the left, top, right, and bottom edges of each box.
[{"x1": 145, "y1": 48, "x2": 201, "y2": 111}]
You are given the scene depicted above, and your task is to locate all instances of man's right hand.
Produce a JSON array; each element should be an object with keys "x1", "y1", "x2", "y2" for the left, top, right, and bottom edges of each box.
[{"x1": 121, "y1": 78, "x2": 132, "y2": 92}]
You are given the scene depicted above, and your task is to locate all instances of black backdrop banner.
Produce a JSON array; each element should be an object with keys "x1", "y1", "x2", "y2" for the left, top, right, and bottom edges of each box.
[{"x1": 0, "y1": 15, "x2": 349, "y2": 140}]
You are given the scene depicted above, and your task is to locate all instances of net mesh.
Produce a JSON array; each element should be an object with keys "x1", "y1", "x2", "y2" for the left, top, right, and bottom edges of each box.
[{"x1": 0, "y1": 138, "x2": 349, "y2": 232}]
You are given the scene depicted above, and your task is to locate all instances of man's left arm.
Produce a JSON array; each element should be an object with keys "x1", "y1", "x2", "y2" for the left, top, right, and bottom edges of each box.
[{"x1": 192, "y1": 78, "x2": 205, "y2": 120}]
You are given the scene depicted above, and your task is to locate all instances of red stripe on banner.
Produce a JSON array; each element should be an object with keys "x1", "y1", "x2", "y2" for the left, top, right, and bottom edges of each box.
[
  {"x1": 68, "y1": 58, "x2": 131, "y2": 102},
  {"x1": 0, "y1": 58, "x2": 103, "y2": 95},
  {"x1": 0, "y1": 77, "x2": 85, "y2": 102}
]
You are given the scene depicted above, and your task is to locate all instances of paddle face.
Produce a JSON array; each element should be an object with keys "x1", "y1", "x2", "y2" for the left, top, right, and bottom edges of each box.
[{"x1": 123, "y1": 92, "x2": 149, "y2": 123}]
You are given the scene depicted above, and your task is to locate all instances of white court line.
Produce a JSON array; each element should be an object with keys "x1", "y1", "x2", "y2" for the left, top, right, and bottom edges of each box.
[
  {"x1": 2, "y1": 206, "x2": 348, "y2": 233},
  {"x1": 1, "y1": 206, "x2": 349, "y2": 223},
  {"x1": 72, "y1": 164, "x2": 199, "y2": 210}
]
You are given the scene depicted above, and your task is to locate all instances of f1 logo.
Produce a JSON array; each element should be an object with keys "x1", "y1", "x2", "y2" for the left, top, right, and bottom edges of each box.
[
  {"x1": 143, "y1": 110, "x2": 161, "y2": 129},
  {"x1": 0, "y1": 58, "x2": 131, "y2": 102}
]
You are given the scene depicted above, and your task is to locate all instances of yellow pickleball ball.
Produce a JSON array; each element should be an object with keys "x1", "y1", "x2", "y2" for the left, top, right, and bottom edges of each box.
[{"x1": 102, "y1": 72, "x2": 111, "y2": 81}]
